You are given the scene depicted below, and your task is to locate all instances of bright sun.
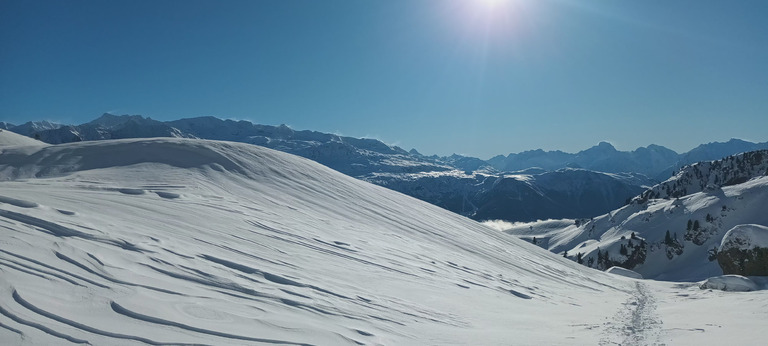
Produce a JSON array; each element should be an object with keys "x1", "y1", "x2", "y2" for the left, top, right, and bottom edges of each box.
[
  {"x1": 478, "y1": 0, "x2": 509, "y2": 8},
  {"x1": 445, "y1": 0, "x2": 527, "y2": 42}
]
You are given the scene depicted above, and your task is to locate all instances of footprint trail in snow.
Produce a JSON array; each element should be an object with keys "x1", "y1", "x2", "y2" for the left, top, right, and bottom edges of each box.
[{"x1": 601, "y1": 281, "x2": 664, "y2": 346}]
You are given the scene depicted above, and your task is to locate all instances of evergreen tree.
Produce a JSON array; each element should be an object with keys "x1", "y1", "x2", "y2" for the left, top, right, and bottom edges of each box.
[
  {"x1": 597, "y1": 249, "x2": 605, "y2": 269},
  {"x1": 664, "y1": 230, "x2": 672, "y2": 245}
]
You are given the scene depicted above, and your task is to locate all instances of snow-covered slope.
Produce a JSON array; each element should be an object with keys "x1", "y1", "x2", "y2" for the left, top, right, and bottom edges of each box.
[
  {"x1": 500, "y1": 151, "x2": 768, "y2": 282},
  {"x1": 0, "y1": 130, "x2": 46, "y2": 148},
  {"x1": 0, "y1": 138, "x2": 631, "y2": 345},
  {"x1": 636, "y1": 150, "x2": 768, "y2": 201},
  {"x1": 1, "y1": 138, "x2": 766, "y2": 344}
]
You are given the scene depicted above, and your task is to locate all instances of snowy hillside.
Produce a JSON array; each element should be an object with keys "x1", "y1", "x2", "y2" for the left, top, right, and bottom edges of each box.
[
  {"x1": 0, "y1": 130, "x2": 46, "y2": 148},
  {"x1": 500, "y1": 151, "x2": 768, "y2": 281},
  {"x1": 2, "y1": 138, "x2": 766, "y2": 344},
  {"x1": 635, "y1": 150, "x2": 768, "y2": 201}
]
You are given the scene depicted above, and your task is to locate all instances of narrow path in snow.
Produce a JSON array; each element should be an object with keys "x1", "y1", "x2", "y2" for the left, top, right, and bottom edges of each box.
[{"x1": 600, "y1": 281, "x2": 664, "y2": 346}]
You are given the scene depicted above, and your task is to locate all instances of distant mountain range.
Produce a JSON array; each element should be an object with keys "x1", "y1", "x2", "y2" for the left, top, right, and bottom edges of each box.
[
  {"x1": 488, "y1": 140, "x2": 768, "y2": 181},
  {"x1": 366, "y1": 169, "x2": 649, "y2": 222},
  {"x1": 4, "y1": 113, "x2": 767, "y2": 221}
]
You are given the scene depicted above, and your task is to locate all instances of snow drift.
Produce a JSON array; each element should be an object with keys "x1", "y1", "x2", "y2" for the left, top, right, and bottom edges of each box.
[
  {"x1": 700, "y1": 275, "x2": 758, "y2": 292},
  {"x1": 606, "y1": 267, "x2": 643, "y2": 279}
]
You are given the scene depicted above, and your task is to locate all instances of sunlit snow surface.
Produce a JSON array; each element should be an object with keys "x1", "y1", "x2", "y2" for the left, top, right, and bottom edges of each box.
[{"x1": 1, "y1": 137, "x2": 767, "y2": 345}]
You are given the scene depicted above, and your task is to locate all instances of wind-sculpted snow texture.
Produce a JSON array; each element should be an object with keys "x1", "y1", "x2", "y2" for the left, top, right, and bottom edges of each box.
[
  {"x1": 2, "y1": 137, "x2": 766, "y2": 345},
  {"x1": 0, "y1": 137, "x2": 636, "y2": 345}
]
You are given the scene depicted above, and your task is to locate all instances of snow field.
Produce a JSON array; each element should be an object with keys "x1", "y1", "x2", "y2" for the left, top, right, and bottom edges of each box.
[{"x1": 0, "y1": 138, "x2": 766, "y2": 345}]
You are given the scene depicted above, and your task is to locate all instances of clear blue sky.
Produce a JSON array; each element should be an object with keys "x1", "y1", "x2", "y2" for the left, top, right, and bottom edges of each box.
[{"x1": 2, "y1": 0, "x2": 767, "y2": 158}]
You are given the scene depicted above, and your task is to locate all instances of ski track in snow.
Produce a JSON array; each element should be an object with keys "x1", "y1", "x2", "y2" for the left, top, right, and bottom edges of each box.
[{"x1": 601, "y1": 282, "x2": 664, "y2": 346}]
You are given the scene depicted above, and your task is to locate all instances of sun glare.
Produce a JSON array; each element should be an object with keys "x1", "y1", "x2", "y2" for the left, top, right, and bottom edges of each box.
[
  {"x1": 457, "y1": 0, "x2": 523, "y2": 37},
  {"x1": 468, "y1": 0, "x2": 520, "y2": 22},
  {"x1": 478, "y1": 0, "x2": 507, "y2": 8}
]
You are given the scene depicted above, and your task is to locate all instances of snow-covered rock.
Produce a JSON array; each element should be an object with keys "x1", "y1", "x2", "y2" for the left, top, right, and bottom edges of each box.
[
  {"x1": 717, "y1": 224, "x2": 768, "y2": 276},
  {"x1": 699, "y1": 275, "x2": 758, "y2": 292},
  {"x1": 606, "y1": 266, "x2": 643, "y2": 279},
  {"x1": 720, "y1": 224, "x2": 768, "y2": 251}
]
